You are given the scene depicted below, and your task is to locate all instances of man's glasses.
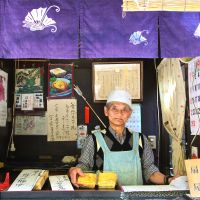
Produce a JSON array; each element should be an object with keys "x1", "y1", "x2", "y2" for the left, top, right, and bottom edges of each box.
[{"x1": 109, "y1": 106, "x2": 131, "y2": 115}]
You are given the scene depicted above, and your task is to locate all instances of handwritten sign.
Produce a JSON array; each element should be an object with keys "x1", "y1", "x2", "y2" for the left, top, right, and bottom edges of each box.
[
  {"x1": 185, "y1": 159, "x2": 200, "y2": 197},
  {"x1": 21, "y1": 93, "x2": 34, "y2": 111},
  {"x1": 49, "y1": 175, "x2": 74, "y2": 191},
  {"x1": 8, "y1": 169, "x2": 45, "y2": 191},
  {"x1": 47, "y1": 99, "x2": 77, "y2": 141},
  {"x1": 188, "y1": 58, "x2": 200, "y2": 135}
]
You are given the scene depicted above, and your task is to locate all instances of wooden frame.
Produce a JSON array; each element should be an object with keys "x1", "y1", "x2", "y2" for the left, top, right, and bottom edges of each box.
[{"x1": 92, "y1": 61, "x2": 143, "y2": 102}]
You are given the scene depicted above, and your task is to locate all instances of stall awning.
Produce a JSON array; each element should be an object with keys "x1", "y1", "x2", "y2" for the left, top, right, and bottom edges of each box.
[
  {"x1": 159, "y1": 12, "x2": 200, "y2": 58},
  {"x1": 80, "y1": 0, "x2": 158, "y2": 58},
  {"x1": 1, "y1": 0, "x2": 200, "y2": 59},
  {"x1": 0, "y1": 0, "x2": 79, "y2": 59}
]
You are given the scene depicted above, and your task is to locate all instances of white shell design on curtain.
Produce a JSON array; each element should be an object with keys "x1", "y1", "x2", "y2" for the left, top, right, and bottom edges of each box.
[
  {"x1": 129, "y1": 30, "x2": 149, "y2": 45},
  {"x1": 22, "y1": 5, "x2": 60, "y2": 33},
  {"x1": 194, "y1": 23, "x2": 200, "y2": 38}
]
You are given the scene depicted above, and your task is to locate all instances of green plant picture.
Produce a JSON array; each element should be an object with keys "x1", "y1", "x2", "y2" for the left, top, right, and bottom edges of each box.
[{"x1": 15, "y1": 68, "x2": 43, "y2": 93}]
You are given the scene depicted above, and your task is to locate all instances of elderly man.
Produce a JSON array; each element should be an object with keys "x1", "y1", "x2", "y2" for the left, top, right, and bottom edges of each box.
[{"x1": 69, "y1": 89, "x2": 174, "y2": 187}]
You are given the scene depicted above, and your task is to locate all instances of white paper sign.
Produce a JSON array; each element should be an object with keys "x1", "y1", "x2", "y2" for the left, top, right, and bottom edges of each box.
[
  {"x1": 8, "y1": 169, "x2": 45, "y2": 191},
  {"x1": 33, "y1": 93, "x2": 44, "y2": 108},
  {"x1": 185, "y1": 159, "x2": 200, "y2": 197},
  {"x1": 21, "y1": 93, "x2": 34, "y2": 111},
  {"x1": 188, "y1": 57, "x2": 200, "y2": 135},
  {"x1": 49, "y1": 175, "x2": 74, "y2": 191},
  {"x1": 122, "y1": 185, "x2": 188, "y2": 192},
  {"x1": 15, "y1": 115, "x2": 47, "y2": 135},
  {"x1": 0, "y1": 102, "x2": 7, "y2": 127},
  {"x1": 15, "y1": 94, "x2": 22, "y2": 109},
  {"x1": 47, "y1": 99, "x2": 77, "y2": 141},
  {"x1": 77, "y1": 125, "x2": 88, "y2": 149}
]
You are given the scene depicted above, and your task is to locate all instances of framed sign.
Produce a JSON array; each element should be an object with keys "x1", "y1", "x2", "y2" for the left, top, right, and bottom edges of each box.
[
  {"x1": 48, "y1": 64, "x2": 74, "y2": 98},
  {"x1": 92, "y1": 62, "x2": 143, "y2": 102}
]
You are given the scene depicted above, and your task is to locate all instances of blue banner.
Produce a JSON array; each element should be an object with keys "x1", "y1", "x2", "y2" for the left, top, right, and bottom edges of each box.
[
  {"x1": 1, "y1": 0, "x2": 79, "y2": 59},
  {"x1": 80, "y1": 0, "x2": 158, "y2": 58},
  {"x1": 2, "y1": 0, "x2": 200, "y2": 59},
  {"x1": 160, "y1": 12, "x2": 200, "y2": 58}
]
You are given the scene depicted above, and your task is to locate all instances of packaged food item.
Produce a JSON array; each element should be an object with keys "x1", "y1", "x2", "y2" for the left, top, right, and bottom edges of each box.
[
  {"x1": 50, "y1": 68, "x2": 66, "y2": 77},
  {"x1": 77, "y1": 173, "x2": 97, "y2": 189},
  {"x1": 97, "y1": 171, "x2": 117, "y2": 189},
  {"x1": 33, "y1": 170, "x2": 49, "y2": 190}
]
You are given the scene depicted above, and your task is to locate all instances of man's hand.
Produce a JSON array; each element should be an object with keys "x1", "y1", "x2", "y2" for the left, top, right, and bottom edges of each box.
[
  {"x1": 168, "y1": 175, "x2": 179, "y2": 184},
  {"x1": 68, "y1": 167, "x2": 84, "y2": 188}
]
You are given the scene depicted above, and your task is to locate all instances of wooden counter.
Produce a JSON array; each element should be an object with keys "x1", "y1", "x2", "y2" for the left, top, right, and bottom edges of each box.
[{"x1": 0, "y1": 169, "x2": 190, "y2": 200}]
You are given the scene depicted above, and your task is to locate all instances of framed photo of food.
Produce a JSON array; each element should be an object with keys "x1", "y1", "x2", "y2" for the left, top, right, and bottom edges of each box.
[
  {"x1": 48, "y1": 64, "x2": 74, "y2": 98},
  {"x1": 92, "y1": 62, "x2": 143, "y2": 102}
]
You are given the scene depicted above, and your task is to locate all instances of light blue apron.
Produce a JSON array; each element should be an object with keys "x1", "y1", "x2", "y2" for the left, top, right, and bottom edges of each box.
[{"x1": 94, "y1": 131, "x2": 143, "y2": 185}]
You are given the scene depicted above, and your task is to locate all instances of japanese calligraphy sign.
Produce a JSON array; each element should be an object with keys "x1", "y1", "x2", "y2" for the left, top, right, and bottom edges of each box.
[
  {"x1": 8, "y1": 169, "x2": 45, "y2": 191},
  {"x1": 47, "y1": 99, "x2": 77, "y2": 141}
]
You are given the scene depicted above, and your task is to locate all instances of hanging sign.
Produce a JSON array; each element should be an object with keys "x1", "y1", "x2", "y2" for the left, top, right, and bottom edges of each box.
[
  {"x1": 188, "y1": 57, "x2": 200, "y2": 135},
  {"x1": 47, "y1": 99, "x2": 77, "y2": 141}
]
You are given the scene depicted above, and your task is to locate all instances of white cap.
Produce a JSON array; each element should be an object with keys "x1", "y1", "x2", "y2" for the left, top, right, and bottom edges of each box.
[{"x1": 106, "y1": 90, "x2": 132, "y2": 109}]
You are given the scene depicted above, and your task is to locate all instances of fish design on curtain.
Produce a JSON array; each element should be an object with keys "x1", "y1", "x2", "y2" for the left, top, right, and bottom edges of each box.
[
  {"x1": 129, "y1": 30, "x2": 149, "y2": 46},
  {"x1": 80, "y1": 0, "x2": 158, "y2": 58}
]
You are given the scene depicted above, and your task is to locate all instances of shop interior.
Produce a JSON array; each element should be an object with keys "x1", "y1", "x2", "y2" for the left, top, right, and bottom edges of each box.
[{"x1": 0, "y1": 0, "x2": 200, "y2": 199}]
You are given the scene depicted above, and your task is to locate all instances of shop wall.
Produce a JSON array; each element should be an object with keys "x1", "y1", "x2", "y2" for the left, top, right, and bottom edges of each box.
[{"x1": 0, "y1": 58, "x2": 160, "y2": 169}]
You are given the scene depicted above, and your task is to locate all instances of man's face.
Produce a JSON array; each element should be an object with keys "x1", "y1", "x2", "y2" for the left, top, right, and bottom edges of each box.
[{"x1": 104, "y1": 102, "x2": 132, "y2": 127}]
